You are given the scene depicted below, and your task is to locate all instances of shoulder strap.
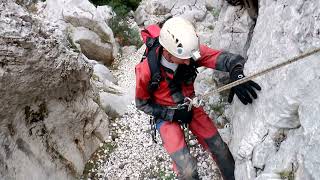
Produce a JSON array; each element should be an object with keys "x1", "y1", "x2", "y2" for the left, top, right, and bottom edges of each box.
[{"x1": 145, "y1": 37, "x2": 162, "y2": 93}]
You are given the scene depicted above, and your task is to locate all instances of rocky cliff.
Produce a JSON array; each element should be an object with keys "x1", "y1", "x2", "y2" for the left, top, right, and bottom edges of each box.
[
  {"x1": 1, "y1": 0, "x2": 320, "y2": 179},
  {"x1": 231, "y1": 1, "x2": 320, "y2": 179},
  {"x1": 0, "y1": 1, "x2": 112, "y2": 179}
]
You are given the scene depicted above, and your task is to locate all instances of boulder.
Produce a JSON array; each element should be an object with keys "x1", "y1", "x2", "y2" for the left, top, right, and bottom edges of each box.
[
  {"x1": 43, "y1": 0, "x2": 118, "y2": 65},
  {"x1": 71, "y1": 27, "x2": 115, "y2": 65}
]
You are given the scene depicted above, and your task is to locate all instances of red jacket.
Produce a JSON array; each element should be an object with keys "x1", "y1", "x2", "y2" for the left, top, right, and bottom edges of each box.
[{"x1": 135, "y1": 26, "x2": 245, "y2": 121}]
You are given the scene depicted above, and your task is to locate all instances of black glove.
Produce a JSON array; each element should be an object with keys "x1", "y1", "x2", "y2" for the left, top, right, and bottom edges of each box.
[
  {"x1": 173, "y1": 106, "x2": 193, "y2": 124},
  {"x1": 228, "y1": 67, "x2": 261, "y2": 105}
]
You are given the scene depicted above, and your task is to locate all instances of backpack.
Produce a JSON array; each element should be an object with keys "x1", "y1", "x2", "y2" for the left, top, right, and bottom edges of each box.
[{"x1": 140, "y1": 24, "x2": 163, "y2": 93}]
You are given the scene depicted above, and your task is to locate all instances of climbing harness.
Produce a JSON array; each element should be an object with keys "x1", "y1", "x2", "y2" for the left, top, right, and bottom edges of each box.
[{"x1": 150, "y1": 103, "x2": 191, "y2": 144}]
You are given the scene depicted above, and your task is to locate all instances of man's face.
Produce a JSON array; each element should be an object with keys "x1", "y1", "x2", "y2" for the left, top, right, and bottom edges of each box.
[{"x1": 162, "y1": 49, "x2": 190, "y2": 65}]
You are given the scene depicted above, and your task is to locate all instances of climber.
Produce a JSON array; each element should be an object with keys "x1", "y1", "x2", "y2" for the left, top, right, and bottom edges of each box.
[{"x1": 135, "y1": 17, "x2": 261, "y2": 180}]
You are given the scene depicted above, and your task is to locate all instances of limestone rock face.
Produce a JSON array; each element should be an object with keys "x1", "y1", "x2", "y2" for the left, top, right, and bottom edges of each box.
[
  {"x1": 43, "y1": 0, "x2": 118, "y2": 65},
  {"x1": 2, "y1": 0, "x2": 320, "y2": 179},
  {"x1": 229, "y1": 0, "x2": 320, "y2": 179},
  {"x1": 0, "y1": 1, "x2": 110, "y2": 179}
]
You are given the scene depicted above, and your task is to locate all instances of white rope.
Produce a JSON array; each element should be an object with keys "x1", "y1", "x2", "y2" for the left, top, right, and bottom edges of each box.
[{"x1": 190, "y1": 47, "x2": 320, "y2": 107}]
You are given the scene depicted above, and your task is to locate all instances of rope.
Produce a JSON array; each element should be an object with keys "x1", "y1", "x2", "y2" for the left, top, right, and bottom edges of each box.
[{"x1": 192, "y1": 47, "x2": 320, "y2": 107}]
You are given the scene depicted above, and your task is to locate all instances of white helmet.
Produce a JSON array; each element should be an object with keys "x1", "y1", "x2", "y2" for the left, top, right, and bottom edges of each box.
[{"x1": 159, "y1": 17, "x2": 201, "y2": 60}]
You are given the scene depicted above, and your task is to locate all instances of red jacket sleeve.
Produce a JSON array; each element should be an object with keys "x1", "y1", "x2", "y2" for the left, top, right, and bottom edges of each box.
[
  {"x1": 196, "y1": 45, "x2": 222, "y2": 69},
  {"x1": 196, "y1": 44, "x2": 246, "y2": 72},
  {"x1": 135, "y1": 60, "x2": 151, "y2": 101}
]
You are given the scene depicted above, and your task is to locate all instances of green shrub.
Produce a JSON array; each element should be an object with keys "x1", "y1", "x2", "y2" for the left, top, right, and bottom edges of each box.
[
  {"x1": 89, "y1": 0, "x2": 142, "y2": 46},
  {"x1": 90, "y1": 0, "x2": 140, "y2": 15},
  {"x1": 210, "y1": 8, "x2": 220, "y2": 19},
  {"x1": 279, "y1": 170, "x2": 294, "y2": 180},
  {"x1": 109, "y1": 17, "x2": 143, "y2": 47}
]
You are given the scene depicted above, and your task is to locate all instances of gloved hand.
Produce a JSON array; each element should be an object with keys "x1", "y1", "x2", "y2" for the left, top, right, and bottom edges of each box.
[
  {"x1": 228, "y1": 67, "x2": 261, "y2": 105},
  {"x1": 173, "y1": 106, "x2": 193, "y2": 124}
]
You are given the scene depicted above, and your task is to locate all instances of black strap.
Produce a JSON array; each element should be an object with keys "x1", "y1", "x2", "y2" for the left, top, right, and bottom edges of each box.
[
  {"x1": 139, "y1": 36, "x2": 163, "y2": 143},
  {"x1": 150, "y1": 116, "x2": 157, "y2": 143},
  {"x1": 143, "y1": 37, "x2": 162, "y2": 93}
]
